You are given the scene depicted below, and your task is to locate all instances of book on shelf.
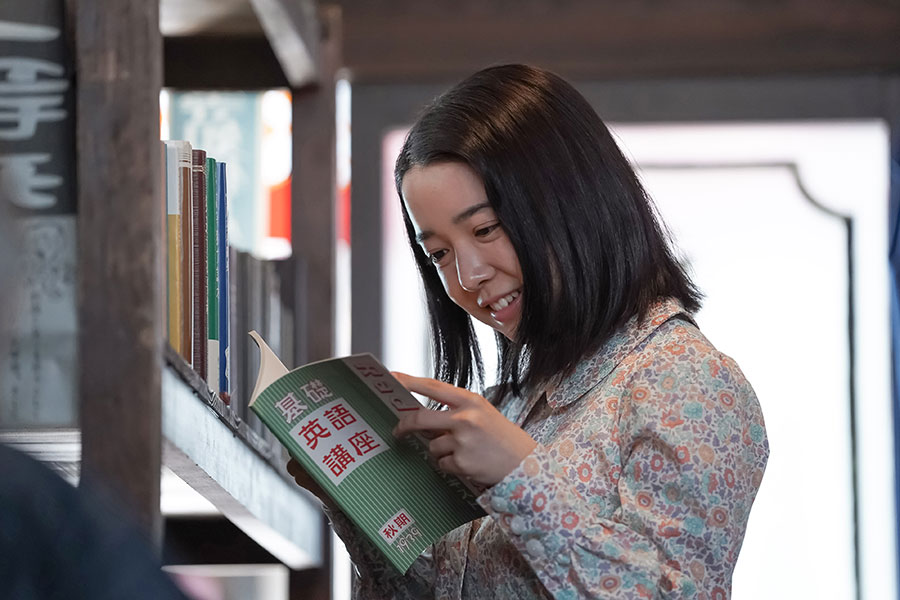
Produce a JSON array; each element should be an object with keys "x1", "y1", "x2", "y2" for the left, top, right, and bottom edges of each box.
[
  {"x1": 161, "y1": 141, "x2": 172, "y2": 350},
  {"x1": 248, "y1": 332, "x2": 486, "y2": 574},
  {"x1": 206, "y1": 156, "x2": 220, "y2": 394},
  {"x1": 162, "y1": 140, "x2": 231, "y2": 397},
  {"x1": 191, "y1": 149, "x2": 208, "y2": 381},
  {"x1": 164, "y1": 140, "x2": 193, "y2": 363},
  {"x1": 229, "y1": 250, "x2": 250, "y2": 415},
  {"x1": 217, "y1": 162, "x2": 230, "y2": 398}
]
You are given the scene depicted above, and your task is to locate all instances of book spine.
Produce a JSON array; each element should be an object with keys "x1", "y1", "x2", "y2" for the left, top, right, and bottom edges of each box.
[
  {"x1": 166, "y1": 140, "x2": 193, "y2": 364},
  {"x1": 206, "y1": 156, "x2": 219, "y2": 393},
  {"x1": 191, "y1": 149, "x2": 208, "y2": 380},
  {"x1": 218, "y1": 162, "x2": 230, "y2": 397},
  {"x1": 163, "y1": 141, "x2": 182, "y2": 356},
  {"x1": 160, "y1": 142, "x2": 167, "y2": 343}
]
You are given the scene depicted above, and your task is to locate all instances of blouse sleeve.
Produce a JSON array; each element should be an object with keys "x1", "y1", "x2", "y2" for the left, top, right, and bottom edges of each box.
[
  {"x1": 476, "y1": 344, "x2": 769, "y2": 598},
  {"x1": 322, "y1": 501, "x2": 436, "y2": 599}
]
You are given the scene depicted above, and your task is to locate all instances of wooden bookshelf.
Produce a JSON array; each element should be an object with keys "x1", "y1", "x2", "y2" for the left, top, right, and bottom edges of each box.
[
  {"x1": 70, "y1": 0, "x2": 338, "y2": 596},
  {"x1": 162, "y1": 347, "x2": 323, "y2": 569},
  {"x1": 0, "y1": 350, "x2": 325, "y2": 570}
]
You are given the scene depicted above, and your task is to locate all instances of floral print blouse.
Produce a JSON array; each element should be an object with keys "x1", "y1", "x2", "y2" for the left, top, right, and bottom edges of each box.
[{"x1": 326, "y1": 298, "x2": 769, "y2": 599}]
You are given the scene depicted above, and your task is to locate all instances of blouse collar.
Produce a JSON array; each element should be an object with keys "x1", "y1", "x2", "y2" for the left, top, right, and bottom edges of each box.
[{"x1": 543, "y1": 298, "x2": 694, "y2": 410}]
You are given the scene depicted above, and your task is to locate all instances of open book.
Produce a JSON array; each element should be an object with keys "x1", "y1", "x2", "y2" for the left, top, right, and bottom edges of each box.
[{"x1": 248, "y1": 332, "x2": 486, "y2": 573}]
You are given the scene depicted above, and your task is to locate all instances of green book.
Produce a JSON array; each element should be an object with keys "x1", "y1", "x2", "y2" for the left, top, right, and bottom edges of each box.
[
  {"x1": 248, "y1": 332, "x2": 486, "y2": 573},
  {"x1": 206, "y1": 156, "x2": 219, "y2": 393}
]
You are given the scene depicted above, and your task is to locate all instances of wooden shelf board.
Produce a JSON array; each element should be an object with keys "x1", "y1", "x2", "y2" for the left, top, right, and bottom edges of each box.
[{"x1": 161, "y1": 348, "x2": 323, "y2": 570}]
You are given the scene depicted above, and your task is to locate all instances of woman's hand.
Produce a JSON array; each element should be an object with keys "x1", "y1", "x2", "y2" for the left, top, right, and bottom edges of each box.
[
  {"x1": 286, "y1": 458, "x2": 328, "y2": 503},
  {"x1": 391, "y1": 372, "x2": 537, "y2": 487}
]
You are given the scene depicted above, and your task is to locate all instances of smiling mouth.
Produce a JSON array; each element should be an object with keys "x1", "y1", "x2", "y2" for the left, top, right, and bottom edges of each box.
[
  {"x1": 487, "y1": 290, "x2": 523, "y2": 326},
  {"x1": 488, "y1": 289, "x2": 521, "y2": 312}
]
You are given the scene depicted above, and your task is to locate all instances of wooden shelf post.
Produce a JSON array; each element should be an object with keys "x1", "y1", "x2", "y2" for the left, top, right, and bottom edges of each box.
[
  {"x1": 292, "y1": 5, "x2": 341, "y2": 367},
  {"x1": 75, "y1": 0, "x2": 165, "y2": 542}
]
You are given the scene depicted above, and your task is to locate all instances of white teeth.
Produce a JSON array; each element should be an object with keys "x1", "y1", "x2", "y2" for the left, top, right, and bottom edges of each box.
[{"x1": 490, "y1": 290, "x2": 520, "y2": 312}]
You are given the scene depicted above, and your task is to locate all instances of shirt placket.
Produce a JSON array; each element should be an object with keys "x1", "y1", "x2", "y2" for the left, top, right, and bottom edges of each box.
[
  {"x1": 505, "y1": 388, "x2": 548, "y2": 428},
  {"x1": 450, "y1": 390, "x2": 550, "y2": 597},
  {"x1": 430, "y1": 518, "x2": 470, "y2": 599}
]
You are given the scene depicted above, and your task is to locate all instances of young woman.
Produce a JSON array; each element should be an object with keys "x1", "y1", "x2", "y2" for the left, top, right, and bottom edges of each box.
[{"x1": 291, "y1": 64, "x2": 769, "y2": 599}]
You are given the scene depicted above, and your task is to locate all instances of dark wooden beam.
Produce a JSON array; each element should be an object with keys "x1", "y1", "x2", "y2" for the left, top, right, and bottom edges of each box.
[
  {"x1": 165, "y1": 516, "x2": 329, "y2": 598},
  {"x1": 292, "y1": 5, "x2": 341, "y2": 365},
  {"x1": 164, "y1": 36, "x2": 289, "y2": 90},
  {"x1": 161, "y1": 0, "x2": 318, "y2": 87},
  {"x1": 334, "y1": 0, "x2": 900, "y2": 82},
  {"x1": 249, "y1": 0, "x2": 319, "y2": 87},
  {"x1": 348, "y1": 87, "x2": 390, "y2": 358},
  {"x1": 290, "y1": 550, "x2": 332, "y2": 600},
  {"x1": 163, "y1": 517, "x2": 279, "y2": 565},
  {"x1": 160, "y1": 0, "x2": 262, "y2": 37},
  {"x1": 288, "y1": 8, "x2": 342, "y2": 596},
  {"x1": 76, "y1": 0, "x2": 164, "y2": 542}
]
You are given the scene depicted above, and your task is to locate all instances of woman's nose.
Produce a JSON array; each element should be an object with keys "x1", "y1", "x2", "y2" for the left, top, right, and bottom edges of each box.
[{"x1": 456, "y1": 249, "x2": 493, "y2": 291}]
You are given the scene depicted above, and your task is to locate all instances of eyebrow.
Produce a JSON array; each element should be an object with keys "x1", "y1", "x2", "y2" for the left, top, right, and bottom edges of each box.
[{"x1": 415, "y1": 203, "x2": 493, "y2": 243}]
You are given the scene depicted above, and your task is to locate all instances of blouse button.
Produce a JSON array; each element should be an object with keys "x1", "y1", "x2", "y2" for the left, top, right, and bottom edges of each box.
[
  {"x1": 490, "y1": 497, "x2": 509, "y2": 513},
  {"x1": 510, "y1": 516, "x2": 526, "y2": 535},
  {"x1": 525, "y1": 539, "x2": 545, "y2": 558}
]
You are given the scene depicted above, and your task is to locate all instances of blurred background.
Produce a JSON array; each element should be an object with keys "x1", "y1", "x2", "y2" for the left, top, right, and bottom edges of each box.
[{"x1": 1, "y1": 1, "x2": 899, "y2": 599}]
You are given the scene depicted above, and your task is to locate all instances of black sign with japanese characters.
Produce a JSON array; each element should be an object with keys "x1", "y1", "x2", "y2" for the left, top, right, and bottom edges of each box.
[
  {"x1": 0, "y1": 1, "x2": 78, "y2": 427},
  {"x1": 0, "y1": 0, "x2": 76, "y2": 215}
]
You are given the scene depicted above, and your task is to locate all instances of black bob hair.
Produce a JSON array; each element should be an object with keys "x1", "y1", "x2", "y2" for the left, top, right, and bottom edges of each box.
[{"x1": 395, "y1": 64, "x2": 701, "y2": 402}]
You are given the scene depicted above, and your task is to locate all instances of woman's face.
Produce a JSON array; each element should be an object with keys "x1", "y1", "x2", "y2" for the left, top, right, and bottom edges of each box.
[{"x1": 402, "y1": 162, "x2": 524, "y2": 341}]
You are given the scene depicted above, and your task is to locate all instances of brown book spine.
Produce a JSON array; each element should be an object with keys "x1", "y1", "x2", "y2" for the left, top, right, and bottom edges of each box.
[
  {"x1": 179, "y1": 155, "x2": 192, "y2": 363},
  {"x1": 191, "y1": 149, "x2": 208, "y2": 380}
]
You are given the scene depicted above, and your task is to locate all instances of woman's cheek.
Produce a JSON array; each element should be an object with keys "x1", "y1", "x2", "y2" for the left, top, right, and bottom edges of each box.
[{"x1": 437, "y1": 268, "x2": 459, "y2": 299}]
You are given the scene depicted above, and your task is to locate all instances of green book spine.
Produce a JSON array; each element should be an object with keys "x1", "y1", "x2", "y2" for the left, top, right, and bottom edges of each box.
[
  {"x1": 206, "y1": 157, "x2": 219, "y2": 393},
  {"x1": 250, "y1": 353, "x2": 485, "y2": 574}
]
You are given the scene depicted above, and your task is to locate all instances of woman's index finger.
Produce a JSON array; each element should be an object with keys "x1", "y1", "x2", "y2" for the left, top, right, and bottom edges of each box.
[
  {"x1": 392, "y1": 406, "x2": 454, "y2": 438},
  {"x1": 391, "y1": 371, "x2": 474, "y2": 409}
]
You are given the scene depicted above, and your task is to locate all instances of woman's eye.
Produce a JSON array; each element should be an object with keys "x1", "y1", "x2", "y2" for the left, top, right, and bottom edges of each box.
[
  {"x1": 475, "y1": 224, "x2": 500, "y2": 237},
  {"x1": 428, "y1": 249, "x2": 448, "y2": 264}
]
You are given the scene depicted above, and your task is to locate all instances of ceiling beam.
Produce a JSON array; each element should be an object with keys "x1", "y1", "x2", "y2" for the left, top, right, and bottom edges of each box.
[
  {"x1": 249, "y1": 0, "x2": 320, "y2": 87},
  {"x1": 164, "y1": 36, "x2": 289, "y2": 89},
  {"x1": 333, "y1": 0, "x2": 900, "y2": 82},
  {"x1": 160, "y1": 0, "x2": 320, "y2": 87}
]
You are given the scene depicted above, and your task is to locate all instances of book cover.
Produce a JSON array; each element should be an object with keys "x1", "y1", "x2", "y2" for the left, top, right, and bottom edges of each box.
[
  {"x1": 217, "y1": 162, "x2": 230, "y2": 398},
  {"x1": 191, "y1": 149, "x2": 208, "y2": 380},
  {"x1": 248, "y1": 332, "x2": 485, "y2": 574},
  {"x1": 164, "y1": 140, "x2": 193, "y2": 363},
  {"x1": 206, "y1": 156, "x2": 219, "y2": 394}
]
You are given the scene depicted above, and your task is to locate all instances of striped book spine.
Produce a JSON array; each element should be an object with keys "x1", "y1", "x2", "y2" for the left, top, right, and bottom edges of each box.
[
  {"x1": 206, "y1": 156, "x2": 219, "y2": 393},
  {"x1": 191, "y1": 149, "x2": 208, "y2": 380}
]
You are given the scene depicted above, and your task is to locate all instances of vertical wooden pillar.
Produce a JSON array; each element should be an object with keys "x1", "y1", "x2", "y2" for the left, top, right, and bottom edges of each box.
[
  {"x1": 292, "y1": 5, "x2": 341, "y2": 366},
  {"x1": 290, "y1": 6, "x2": 341, "y2": 600},
  {"x1": 76, "y1": 0, "x2": 164, "y2": 543}
]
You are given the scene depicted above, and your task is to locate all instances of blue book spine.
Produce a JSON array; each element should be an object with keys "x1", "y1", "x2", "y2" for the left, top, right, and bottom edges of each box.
[{"x1": 217, "y1": 162, "x2": 230, "y2": 396}]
